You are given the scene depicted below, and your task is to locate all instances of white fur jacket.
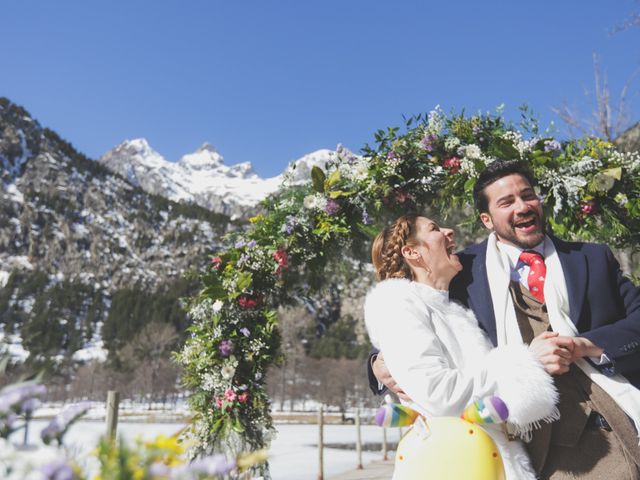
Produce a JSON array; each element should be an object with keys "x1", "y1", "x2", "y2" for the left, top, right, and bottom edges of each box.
[{"x1": 365, "y1": 279, "x2": 560, "y2": 480}]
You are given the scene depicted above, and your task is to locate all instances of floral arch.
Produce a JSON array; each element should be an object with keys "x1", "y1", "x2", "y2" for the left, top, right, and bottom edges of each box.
[{"x1": 175, "y1": 106, "x2": 640, "y2": 475}]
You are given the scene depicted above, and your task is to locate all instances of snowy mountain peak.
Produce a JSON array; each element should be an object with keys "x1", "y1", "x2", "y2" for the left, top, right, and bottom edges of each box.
[
  {"x1": 178, "y1": 144, "x2": 225, "y2": 170},
  {"x1": 115, "y1": 138, "x2": 160, "y2": 159},
  {"x1": 99, "y1": 141, "x2": 343, "y2": 217}
]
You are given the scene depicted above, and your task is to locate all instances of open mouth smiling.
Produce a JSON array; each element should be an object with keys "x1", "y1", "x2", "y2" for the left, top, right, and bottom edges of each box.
[{"x1": 513, "y1": 216, "x2": 537, "y2": 231}]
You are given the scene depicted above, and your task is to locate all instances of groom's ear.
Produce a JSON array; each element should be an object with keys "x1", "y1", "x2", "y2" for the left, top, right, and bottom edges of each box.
[{"x1": 479, "y1": 212, "x2": 493, "y2": 231}]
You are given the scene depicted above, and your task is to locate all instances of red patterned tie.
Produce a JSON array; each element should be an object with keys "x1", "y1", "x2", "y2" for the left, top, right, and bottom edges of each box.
[{"x1": 519, "y1": 251, "x2": 546, "y2": 303}]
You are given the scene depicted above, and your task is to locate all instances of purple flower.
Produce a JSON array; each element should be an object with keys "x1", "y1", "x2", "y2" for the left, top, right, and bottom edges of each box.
[
  {"x1": 544, "y1": 139, "x2": 561, "y2": 153},
  {"x1": 386, "y1": 151, "x2": 398, "y2": 160},
  {"x1": 419, "y1": 134, "x2": 437, "y2": 152},
  {"x1": 41, "y1": 401, "x2": 92, "y2": 445},
  {"x1": 39, "y1": 459, "x2": 75, "y2": 480},
  {"x1": 362, "y1": 210, "x2": 371, "y2": 225},
  {"x1": 0, "y1": 382, "x2": 46, "y2": 414},
  {"x1": 148, "y1": 462, "x2": 171, "y2": 477},
  {"x1": 234, "y1": 239, "x2": 246, "y2": 249},
  {"x1": 20, "y1": 398, "x2": 41, "y2": 415},
  {"x1": 237, "y1": 253, "x2": 249, "y2": 268},
  {"x1": 0, "y1": 412, "x2": 18, "y2": 436},
  {"x1": 190, "y1": 454, "x2": 236, "y2": 476},
  {"x1": 240, "y1": 327, "x2": 250, "y2": 337},
  {"x1": 325, "y1": 199, "x2": 340, "y2": 215},
  {"x1": 336, "y1": 143, "x2": 357, "y2": 163},
  {"x1": 281, "y1": 215, "x2": 298, "y2": 234},
  {"x1": 247, "y1": 240, "x2": 257, "y2": 248},
  {"x1": 218, "y1": 340, "x2": 234, "y2": 357}
]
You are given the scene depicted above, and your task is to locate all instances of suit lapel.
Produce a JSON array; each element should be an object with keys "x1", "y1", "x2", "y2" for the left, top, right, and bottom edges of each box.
[
  {"x1": 468, "y1": 242, "x2": 498, "y2": 346},
  {"x1": 552, "y1": 236, "x2": 587, "y2": 326}
]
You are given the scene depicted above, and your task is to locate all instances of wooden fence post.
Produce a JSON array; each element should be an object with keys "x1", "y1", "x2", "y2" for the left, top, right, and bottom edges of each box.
[
  {"x1": 318, "y1": 405, "x2": 324, "y2": 480},
  {"x1": 356, "y1": 408, "x2": 363, "y2": 469},
  {"x1": 106, "y1": 390, "x2": 120, "y2": 441},
  {"x1": 382, "y1": 426, "x2": 388, "y2": 461}
]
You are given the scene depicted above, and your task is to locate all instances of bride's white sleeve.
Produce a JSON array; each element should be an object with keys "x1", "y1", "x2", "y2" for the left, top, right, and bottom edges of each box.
[{"x1": 364, "y1": 279, "x2": 558, "y2": 430}]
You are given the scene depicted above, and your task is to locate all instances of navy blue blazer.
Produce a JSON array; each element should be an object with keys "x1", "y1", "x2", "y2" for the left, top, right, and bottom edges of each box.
[{"x1": 449, "y1": 236, "x2": 640, "y2": 389}]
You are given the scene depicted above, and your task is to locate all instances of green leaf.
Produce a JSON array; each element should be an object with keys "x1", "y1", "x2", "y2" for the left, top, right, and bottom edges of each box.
[
  {"x1": 356, "y1": 222, "x2": 379, "y2": 238},
  {"x1": 325, "y1": 169, "x2": 341, "y2": 189},
  {"x1": 236, "y1": 271, "x2": 253, "y2": 292},
  {"x1": 327, "y1": 190, "x2": 354, "y2": 199},
  {"x1": 201, "y1": 275, "x2": 227, "y2": 300},
  {"x1": 311, "y1": 166, "x2": 326, "y2": 193},
  {"x1": 463, "y1": 177, "x2": 475, "y2": 195}
]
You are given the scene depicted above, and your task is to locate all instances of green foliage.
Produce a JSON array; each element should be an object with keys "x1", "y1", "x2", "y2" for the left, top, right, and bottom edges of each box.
[
  {"x1": 305, "y1": 315, "x2": 370, "y2": 360},
  {"x1": 102, "y1": 278, "x2": 196, "y2": 359}
]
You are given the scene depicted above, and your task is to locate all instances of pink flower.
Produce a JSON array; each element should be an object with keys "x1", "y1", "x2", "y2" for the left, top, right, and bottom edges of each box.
[
  {"x1": 443, "y1": 156, "x2": 461, "y2": 174},
  {"x1": 580, "y1": 200, "x2": 596, "y2": 215},
  {"x1": 238, "y1": 295, "x2": 259, "y2": 310},
  {"x1": 395, "y1": 191, "x2": 411, "y2": 203},
  {"x1": 272, "y1": 247, "x2": 289, "y2": 275},
  {"x1": 211, "y1": 256, "x2": 222, "y2": 270},
  {"x1": 215, "y1": 397, "x2": 224, "y2": 408},
  {"x1": 224, "y1": 388, "x2": 237, "y2": 402},
  {"x1": 238, "y1": 392, "x2": 249, "y2": 404}
]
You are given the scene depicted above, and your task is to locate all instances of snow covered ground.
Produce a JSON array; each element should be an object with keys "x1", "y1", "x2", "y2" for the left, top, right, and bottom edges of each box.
[{"x1": 17, "y1": 420, "x2": 401, "y2": 480}]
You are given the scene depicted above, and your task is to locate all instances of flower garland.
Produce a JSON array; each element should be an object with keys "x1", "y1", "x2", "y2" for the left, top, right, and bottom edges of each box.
[{"x1": 177, "y1": 106, "x2": 640, "y2": 475}]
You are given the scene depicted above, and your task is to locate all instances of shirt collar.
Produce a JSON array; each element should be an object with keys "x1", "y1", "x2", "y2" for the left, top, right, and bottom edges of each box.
[{"x1": 495, "y1": 238, "x2": 545, "y2": 270}]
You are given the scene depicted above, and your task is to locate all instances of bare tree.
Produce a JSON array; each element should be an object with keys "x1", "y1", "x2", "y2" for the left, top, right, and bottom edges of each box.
[
  {"x1": 612, "y1": 1, "x2": 640, "y2": 33},
  {"x1": 552, "y1": 53, "x2": 637, "y2": 141},
  {"x1": 117, "y1": 322, "x2": 179, "y2": 408}
]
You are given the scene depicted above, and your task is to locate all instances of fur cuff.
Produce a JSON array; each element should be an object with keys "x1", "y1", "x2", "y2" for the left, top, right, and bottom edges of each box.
[{"x1": 485, "y1": 344, "x2": 559, "y2": 438}]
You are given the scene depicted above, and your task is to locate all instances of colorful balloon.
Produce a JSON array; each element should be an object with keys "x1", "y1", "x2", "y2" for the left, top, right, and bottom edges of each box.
[
  {"x1": 374, "y1": 403, "x2": 421, "y2": 428},
  {"x1": 393, "y1": 416, "x2": 505, "y2": 480},
  {"x1": 462, "y1": 396, "x2": 509, "y2": 425}
]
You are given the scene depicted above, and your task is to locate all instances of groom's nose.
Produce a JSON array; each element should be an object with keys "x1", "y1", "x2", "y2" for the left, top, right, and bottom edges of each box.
[{"x1": 513, "y1": 196, "x2": 532, "y2": 214}]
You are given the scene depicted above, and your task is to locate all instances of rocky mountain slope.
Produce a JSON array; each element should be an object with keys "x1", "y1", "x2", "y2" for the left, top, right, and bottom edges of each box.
[{"x1": 0, "y1": 98, "x2": 234, "y2": 366}]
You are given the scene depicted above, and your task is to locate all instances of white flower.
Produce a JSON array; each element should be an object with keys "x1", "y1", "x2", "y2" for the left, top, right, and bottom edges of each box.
[
  {"x1": 460, "y1": 159, "x2": 477, "y2": 176},
  {"x1": 426, "y1": 105, "x2": 445, "y2": 135},
  {"x1": 561, "y1": 156, "x2": 602, "y2": 175},
  {"x1": 221, "y1": 364, "x2": 236, "y2": 380},
  {"x1": 462, "y1": 144, "x2": 482, "y2": 160},
  {"x1": 501, "y1": 130, "x2": 531, "y2": 157},
  {"x1": 444, "y1": 136, "x2": 461, "y2": 152},
  {"x1": 339, "y1": 158, "x2": 369, "y2": 182},
  {"x1": 202, "y1": 372, "x2": 218, "y2": 391},
  {"x1": 303, "y1": 193, "x2": 328, "y2": 211},
  {"x1": 212, "y1": 300, "x2": 223, "y2": 313},
  {"x1": 593, "y1": 172, "x2": 616, "y2": 192}
]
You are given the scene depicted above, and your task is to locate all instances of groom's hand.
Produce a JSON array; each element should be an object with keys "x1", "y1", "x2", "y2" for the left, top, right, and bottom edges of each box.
[
  {"x1": 372, "y1": 353, "x2": 411, "y2": 402},
  {"x1": 570, "y1": 337, "x2": 604, "y2": 361},
  {"x1": 529, "y1": 331, "x2": 574, "y2": 375}
]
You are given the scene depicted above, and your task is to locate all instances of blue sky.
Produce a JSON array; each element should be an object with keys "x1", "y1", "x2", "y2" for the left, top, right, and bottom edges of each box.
[{"x1": 2, "y1": 1, "x2": 639, "y2": 177}]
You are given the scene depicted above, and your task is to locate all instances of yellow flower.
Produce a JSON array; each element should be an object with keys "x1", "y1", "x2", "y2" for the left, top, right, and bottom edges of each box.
[
  {"x1": 249, "y1": 214, "x2": 265, "y2": 224},
  {"x1": 236, "y1": 449, "x2": 269, "y2": 470},
  {"x1": 145, "y1": 435, "x2": 184, "y2": 456}
]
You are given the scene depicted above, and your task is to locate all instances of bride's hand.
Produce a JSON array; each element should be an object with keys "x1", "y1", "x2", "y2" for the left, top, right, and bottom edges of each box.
[
  {"x1": 372, "y1": 352, "x2": 412, "y2": 402},
  {"x1": 529, "y1": 331, "x2": 574, "y2": 375}
]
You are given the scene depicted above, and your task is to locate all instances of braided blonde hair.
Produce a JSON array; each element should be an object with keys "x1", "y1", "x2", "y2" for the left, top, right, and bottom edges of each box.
[{"x1": 371, "y1": 214, "x2": 419, "y2": 281}]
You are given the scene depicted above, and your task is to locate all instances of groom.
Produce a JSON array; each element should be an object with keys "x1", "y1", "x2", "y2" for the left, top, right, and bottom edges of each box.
[{"x1": 370, "y1": 160, "x2": 640, "y2": 478}]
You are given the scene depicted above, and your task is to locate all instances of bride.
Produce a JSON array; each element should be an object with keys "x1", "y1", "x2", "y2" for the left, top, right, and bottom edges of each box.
[{"x1": 365, "y1": 214, "x2": 560, "y2": 479}]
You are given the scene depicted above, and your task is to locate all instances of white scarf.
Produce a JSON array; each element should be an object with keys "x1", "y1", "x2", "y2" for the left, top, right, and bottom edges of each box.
[{"x1": 485, "y1": 232, "x2": 640, "y2": 442}]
